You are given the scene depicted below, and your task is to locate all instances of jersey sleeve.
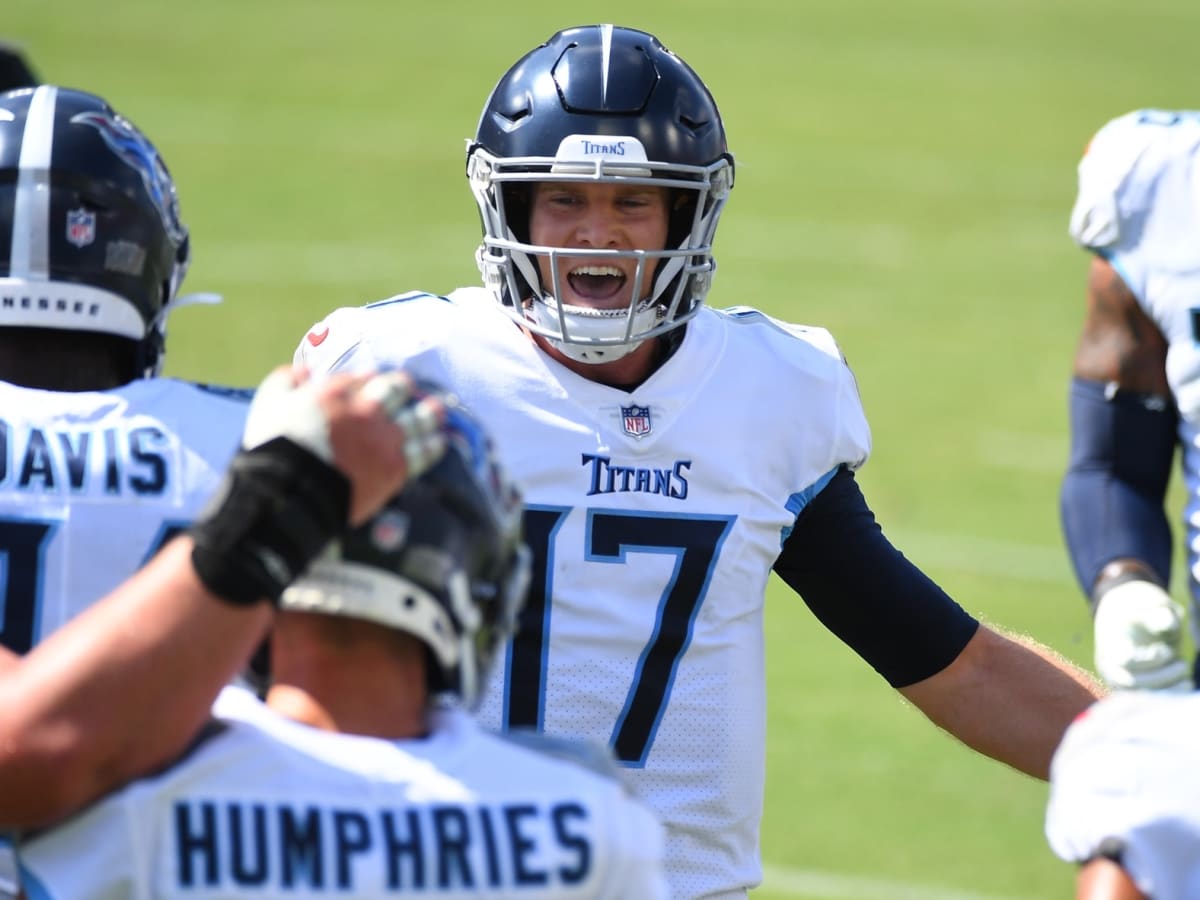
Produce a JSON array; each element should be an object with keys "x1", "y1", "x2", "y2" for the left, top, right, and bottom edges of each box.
[
  {"x1": 1069, "y1": 111, "x2": 1152, "y2": 251},
  {"x1": 294, "y1": 305, "x2": 381, "y2": 375},
  {"x1": 1068, "y1": 109, "x2": 1200, "y2": 303},
  {"x1": 728, "y1": 308, "x2": 872, "y2": 475}
]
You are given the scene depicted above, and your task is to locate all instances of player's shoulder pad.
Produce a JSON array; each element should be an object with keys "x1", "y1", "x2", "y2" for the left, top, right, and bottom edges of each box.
[
  {"x1": 189, "y1": 382, "x2": 257, "y2": 403},
  {"x1": 1070, "y1": 109, "x2": 1200, "y2": 249},
  {"x1": 495, "y1": 728, "x2": 625, "y2": 783},
  {"x1": 296, "y1": 292, "x2": 447, "y2": 368},
  {"x1": 717, "y1": 305, "x2": 847, "y2": 363},
  {"x1": 1052, "y1": 692, "x2": 1168, "y2": 776}
]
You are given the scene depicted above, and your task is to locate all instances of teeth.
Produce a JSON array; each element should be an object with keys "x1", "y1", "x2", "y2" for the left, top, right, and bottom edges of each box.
[{"x1": 569, "y1": 265, "x2": 623, "y2": 277}]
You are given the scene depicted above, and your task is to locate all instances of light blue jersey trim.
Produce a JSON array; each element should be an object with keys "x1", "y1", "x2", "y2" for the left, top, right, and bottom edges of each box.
[
  {"x1": 779, "y1": 465, "x2": 841, "y2": 547},
  {"x1": 17, "y1": 863, "x2": 52, "y2": 900}
]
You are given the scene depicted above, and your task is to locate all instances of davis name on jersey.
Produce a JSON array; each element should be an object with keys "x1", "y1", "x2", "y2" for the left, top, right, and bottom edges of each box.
[
  {"x1": 1, "y1": 416, "x2": 170, "y2": 494},
  {"x1": 0, "y1": 378, "x2": 249, "y2": 652},
  {"x1": 17, "y1": 687, "x2": 666, "y2": 898},
  {"x1": 296, "y1": 287, "x2": 871, "y2": 897}
]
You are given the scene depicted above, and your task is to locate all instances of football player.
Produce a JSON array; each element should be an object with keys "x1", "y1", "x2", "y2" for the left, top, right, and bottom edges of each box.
[
  {"x1": 0, "y1": 83, "x2": 249, "y2": 899},
  {"x1": 294, "y1": 24, "x2": 1103, "y2": 898},
  {"x1": 1046, "y1": 691, "x2": 1200, "y2": 899},
  {"x1": 0, "y1": 85, "x2": 250, "y2": 655},
  {"x1": 7, "y1": 367, "x2": 667, "y2": 898},
  {"x1": 1060, "y1": 109, "x2": 1200, "y2": 693}
]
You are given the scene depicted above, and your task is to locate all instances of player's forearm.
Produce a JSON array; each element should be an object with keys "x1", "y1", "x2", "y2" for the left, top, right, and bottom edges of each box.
[
  {"x1": 900, "y1": 626, "x2": 1104, "y2": 780},
  {"x1": 1060, "y1": 377, "x2": 1176, "y2": 600},
  {"x1": 0, "y1": 537, "x2": 272, "y2": 828}
]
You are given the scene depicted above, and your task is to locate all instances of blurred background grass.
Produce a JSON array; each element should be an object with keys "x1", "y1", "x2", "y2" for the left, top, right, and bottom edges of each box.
[{"x1": 9, "y1": 1, "x2": 1199, "y2": 896}]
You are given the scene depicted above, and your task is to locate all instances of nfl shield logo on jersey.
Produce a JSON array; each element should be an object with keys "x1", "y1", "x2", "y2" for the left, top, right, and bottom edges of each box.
[
  {"x1": 621, "y1": 404, "x2": 652, "y2": 438},
  {"x1": 66, "y1": 208, "x2": 96, "y2": 247}
]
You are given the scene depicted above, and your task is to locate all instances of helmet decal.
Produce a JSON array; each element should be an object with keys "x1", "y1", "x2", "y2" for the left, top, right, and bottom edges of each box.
[
  {"x1": 0, "y1": 85, "x2": 192, "y2": 377},
  {"x1": 70, "y1": 110, "x2": 187, "y2": 246}
]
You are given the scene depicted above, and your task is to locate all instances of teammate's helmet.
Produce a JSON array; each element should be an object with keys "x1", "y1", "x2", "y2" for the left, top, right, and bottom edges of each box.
[
  {"x1": 0, "y1": 42, "x2": 37, "y2": 91},
  {"x1": 466, "y1": 24, "x2": 735, "y2": 364},
  {"x1": 0, "y1": 85, "x2": 190, "y2": 377},
  {"x1": 280, "y1": 399, "x2": 530, "y2": 709}
]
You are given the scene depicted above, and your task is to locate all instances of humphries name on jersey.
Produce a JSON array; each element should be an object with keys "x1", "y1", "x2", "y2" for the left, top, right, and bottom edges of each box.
[
  {"x1": 171, "y1": 796, "x2": 593, "y2": 891},
  {"x1": 17, "y1": 688, "x2": 666, "y2": 899}
]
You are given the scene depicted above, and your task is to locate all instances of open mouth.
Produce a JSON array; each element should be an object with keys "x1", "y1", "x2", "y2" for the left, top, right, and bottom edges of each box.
[{"x1": 566, "y1": 265, "x2": 627, "y2": 302}]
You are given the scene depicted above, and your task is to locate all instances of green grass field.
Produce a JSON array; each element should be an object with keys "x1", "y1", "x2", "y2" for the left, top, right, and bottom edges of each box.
[{"x1": 9, "y1": 2, "x2": 1199, "y2": 896}]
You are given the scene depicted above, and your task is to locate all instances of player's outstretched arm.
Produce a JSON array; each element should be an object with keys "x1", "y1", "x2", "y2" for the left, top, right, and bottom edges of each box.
[
  {"x1": 0, "y1": 366, "x2": 448, "y2": 828},
  {"x1": 900, "y1": 625, "x2": 1104, "y2": 780},
  {"x1": 1061, "y1": 257, "x2": 1187, "y2": 692}
]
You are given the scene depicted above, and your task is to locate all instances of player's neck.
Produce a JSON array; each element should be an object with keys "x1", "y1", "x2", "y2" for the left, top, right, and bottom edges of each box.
[
  {"x1": 531, "y1": 332, "x2": 665, "y2": 391},
  {"x1": 265, "y1": 681, "x2": 428, "y2": 739},
  {"x1": 267, "y1": 617, "x2": 431, "y2": 740}
]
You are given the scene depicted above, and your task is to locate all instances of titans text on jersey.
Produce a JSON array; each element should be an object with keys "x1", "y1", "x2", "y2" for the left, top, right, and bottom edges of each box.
[{"x1": 582, "y1": 454, "x2": 690, "y2": 498}]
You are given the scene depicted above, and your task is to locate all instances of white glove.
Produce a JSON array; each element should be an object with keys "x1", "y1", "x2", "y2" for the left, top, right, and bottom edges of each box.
[{"x1": 1093, "y1": 579, "x2": 1192, "y2": 692}]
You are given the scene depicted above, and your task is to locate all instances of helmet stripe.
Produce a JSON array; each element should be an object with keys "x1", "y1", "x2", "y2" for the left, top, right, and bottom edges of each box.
[
  {"x1": 10, "y1": 84, "x2": 56, "y2": 279},
  {"x1": 599, "y1": 24, "x2": 613, "y2": 106}
]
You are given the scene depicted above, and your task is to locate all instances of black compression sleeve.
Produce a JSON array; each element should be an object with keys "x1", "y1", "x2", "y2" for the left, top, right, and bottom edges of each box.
[
  {"x1": 1060, "y1": 377, "x2": 1177, "y2": 597},
  {"x1": 773, "y1": 466, "x2": 979, "y2": 687}
]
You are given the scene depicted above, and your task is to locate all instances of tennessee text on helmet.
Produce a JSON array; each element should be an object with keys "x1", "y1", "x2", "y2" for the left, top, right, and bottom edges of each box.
[{"x1": 466, "y1": 23, "x2": 735, "y2": 364}]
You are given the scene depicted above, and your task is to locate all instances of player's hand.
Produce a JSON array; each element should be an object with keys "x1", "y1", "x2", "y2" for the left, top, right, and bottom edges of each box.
[
  {"x1": 191, "y1": 366, "x2": 452, "y2": 606},
  {"x1": 244, "y1": 366, "x2": 450, "y2": 525},
  {"x1": 1093, "y1": 579, "x2": 1192, "y2": 692}
]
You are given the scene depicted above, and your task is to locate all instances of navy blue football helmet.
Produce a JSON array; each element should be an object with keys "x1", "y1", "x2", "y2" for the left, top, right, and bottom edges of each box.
[
  {"x1": 280, "y1": 397, "x2": 530, "y2": 708},
  {"x1": 467, "y1": 24, "x2": 735, "y2": 364},
  {"x1": 0, "y1": 85, "x2": 190, "y2": 377}
]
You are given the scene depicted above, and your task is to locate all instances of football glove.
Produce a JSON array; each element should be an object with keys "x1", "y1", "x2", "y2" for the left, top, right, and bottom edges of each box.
[
  {"x1": 190, "y1": 369, "x2": 447, "y2": 607},
  {"x1": 1093, "y1": 578, "x2": 1192, "y2": 692}
]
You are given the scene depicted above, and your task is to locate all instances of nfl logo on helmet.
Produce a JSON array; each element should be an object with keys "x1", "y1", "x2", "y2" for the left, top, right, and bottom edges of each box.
[
  {"x1": 621, "y1": 405, "x2": 652, "y2": 438},
  {"x1": 66, "y1": 208, "x2": 95, "y2": 247}
]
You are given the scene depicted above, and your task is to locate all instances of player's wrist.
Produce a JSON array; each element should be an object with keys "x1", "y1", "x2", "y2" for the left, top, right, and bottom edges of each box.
[
  {"x1": 1090, "y1": 565, "x2": 1166, "y2": 615},
  {"x1": 189, "y1": 437, "x2": 350, "y2": 607}
]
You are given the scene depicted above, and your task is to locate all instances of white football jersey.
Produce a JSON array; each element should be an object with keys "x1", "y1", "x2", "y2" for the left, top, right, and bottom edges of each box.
[
  {"x1": 17, "y1": 686, "x2": 667, "y2": 899},
  {"x1": 1045, "y1": 691, "x2": 1200, "y2": 899},
  {"x1": 0, "y1": 377, "x2": 249, "y2": 651},
  {"x1": 1068, "y1": 109, "x2": 1200, "y2": 642},
  {"x1": 296, "y1": 289, "x2": 872, "y2": 898}
]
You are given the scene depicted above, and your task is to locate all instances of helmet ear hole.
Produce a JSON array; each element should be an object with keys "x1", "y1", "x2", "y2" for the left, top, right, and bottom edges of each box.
[{"x1": 499, "y1": 183, "x2": 531, "y2": 244}]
